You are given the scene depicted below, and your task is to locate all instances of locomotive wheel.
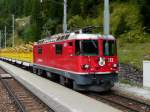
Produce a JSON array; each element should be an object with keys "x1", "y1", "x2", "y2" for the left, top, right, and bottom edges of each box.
[
  {"x1": 46, "y1": 72, "x2": 53, "y2": 78},
  {"x1": 37, "y1": 69, "x2": 43, "y2": 76},
  {"x1": 66, "y1": 79, "x2": 73, "y2": 88},
  {"x1": 46, "y1": 72, "x2": 59, "y2": 82},
  {"x1": 29, "y1": 66, "x2": 33, "y2": 72},
  {"x1": 33, "y1": 68, "x2": 37, "y2": 74},
  {"x1": 60, "y1": 76, "x2": 73, "y2": 88},
  {"x1": 60, "y1": 76, "x2": 65, "y2": 86}
]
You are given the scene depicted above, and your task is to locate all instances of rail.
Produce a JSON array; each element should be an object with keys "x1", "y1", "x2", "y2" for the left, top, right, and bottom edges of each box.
[
  {"x1": 0, "y1": 74, "x2": 27, "y2": 112},
  {"x1": 86, "y1": 92, "x2": 150, "y2": 112}
]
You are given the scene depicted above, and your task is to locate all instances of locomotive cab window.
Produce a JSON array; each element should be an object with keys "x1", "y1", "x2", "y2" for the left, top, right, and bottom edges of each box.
[
  {"x1": 38, "y1": 47, "x2": 42, "y2": 54},
  {"x1": 55, "y1": 44, "x2": 63, "y2": 55},
  {"x1": 75, "y1": 40, "x2": 80, "y2": 55},
  {"x1": 68, "y1": 42, "x2": 73, "y2": 46},
  {"x1": 103, "y1": 40, "x2": 116, "y2": 56},
  {"x1": 75, "y1": 40, "x2": 98, "y2": 56}
]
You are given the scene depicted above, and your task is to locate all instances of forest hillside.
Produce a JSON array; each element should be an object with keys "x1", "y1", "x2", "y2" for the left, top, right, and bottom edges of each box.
[{"x1": 0, "y1": 0, "x2": 150, "y2": 68}]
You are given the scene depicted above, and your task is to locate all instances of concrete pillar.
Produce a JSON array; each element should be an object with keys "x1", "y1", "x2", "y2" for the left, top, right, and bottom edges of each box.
[{"x1": 143, "y1": 61, "x2": 150, "y2": 88}]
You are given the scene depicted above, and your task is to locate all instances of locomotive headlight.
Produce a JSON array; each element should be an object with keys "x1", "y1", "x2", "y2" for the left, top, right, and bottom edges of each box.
[
  {"x1": 113, "y1": 64, "x2": 118, "y2": 68},
  {"x1": 98, "y1": 57, "x2": 105, "y2": 66},
  {"x1": 82, "y1": 64, "x2": 90, "y2": 69}
]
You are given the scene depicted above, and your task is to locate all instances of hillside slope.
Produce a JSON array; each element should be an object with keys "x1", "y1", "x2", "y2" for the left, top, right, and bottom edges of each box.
[{"x1": 0, "y1": 0, "x2": 149, "y2": 68}]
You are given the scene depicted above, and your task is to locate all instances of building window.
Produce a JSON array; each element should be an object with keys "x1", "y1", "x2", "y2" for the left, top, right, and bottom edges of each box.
[
  {"x1": 38, "y1": 47, "x2": 42, "y2": 54},
  {"x1": 56, "y1": 44, "x2": 63, "y2": 55}
]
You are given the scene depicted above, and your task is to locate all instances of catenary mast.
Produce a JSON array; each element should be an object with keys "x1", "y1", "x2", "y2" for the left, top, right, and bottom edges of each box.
[{"x1": 104, "y1": 0, "x2": 110, "y2": 36}]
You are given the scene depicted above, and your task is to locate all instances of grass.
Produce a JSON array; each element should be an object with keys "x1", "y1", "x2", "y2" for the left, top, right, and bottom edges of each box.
[
  {"x1": 117, "y1": 38, "x2": 150, "y2": 69},
  {"x1": 119, "y1": 80, "x2": 137, "y2": 87}
]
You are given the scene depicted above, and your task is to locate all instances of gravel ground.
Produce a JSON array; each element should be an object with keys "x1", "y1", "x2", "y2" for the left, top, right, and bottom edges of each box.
[
  {"x1": 0, "y1": 82, "x2": 17, "y2": 112},
  {"x1": 119, "y1": 63, "x2": 143, "y2": 86}
]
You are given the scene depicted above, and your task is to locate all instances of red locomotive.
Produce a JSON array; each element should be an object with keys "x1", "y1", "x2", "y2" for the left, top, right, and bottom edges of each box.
[{"x1": 33, "y1": 29, "x2": 118, "y2": 92}]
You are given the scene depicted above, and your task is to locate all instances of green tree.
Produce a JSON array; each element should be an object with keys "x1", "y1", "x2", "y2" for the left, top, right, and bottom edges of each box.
[
  {"x1": 69, "y1": 0, "x2": 81, "y2": 16},
  {"x1": 140, "y1": 0, "x2": 150, "y2": 32},
  {"x1": 31, "y1": 0, "x2": 43, "y2": 41},
  {"x1": 24, "y1": 0, "x2": 33, "y2": 16}
]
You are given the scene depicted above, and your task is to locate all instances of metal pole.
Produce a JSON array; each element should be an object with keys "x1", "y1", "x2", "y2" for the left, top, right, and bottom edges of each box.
[
  {"x1": 12, "y1": 14, "x2": 15, "y2": 47},
  {"x1": 63, "y1": 0, "x2": 67, "y2": 33},
  {"x1": 104, "y1": 0, "x2": 110, "y2": 36},
  {"x1": 4, "y1": 26, "x2": 6, "y2": 48},
  {"x1": 0, "y1": 30, "x2": 1, "y2": 49}
]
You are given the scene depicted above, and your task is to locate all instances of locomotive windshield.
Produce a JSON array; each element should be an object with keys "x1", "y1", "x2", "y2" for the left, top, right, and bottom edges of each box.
[
  {"x1": 103, "y1": 40, "x2": 116, "y2": 56},
  {"x1": 75, "y1": 40, "x2": 98, "y2": 56}
]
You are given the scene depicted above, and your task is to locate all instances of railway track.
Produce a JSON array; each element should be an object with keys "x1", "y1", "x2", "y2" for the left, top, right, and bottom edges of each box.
[
  {"x1": 0, "y1": 68, "x2": 54, "y2": 112},
  {"x1": 86, "y1": 92, "x2": 150, "y2": 112},
  {"x1": 1, "y1": 60, "x2": 150, "y2": 112},
  {"x1": 0, "y1": 80, "x2": 17, "y2": 112}
]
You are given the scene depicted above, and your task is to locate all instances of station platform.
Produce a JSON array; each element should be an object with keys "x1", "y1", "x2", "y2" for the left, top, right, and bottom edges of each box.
[
  {"x1": 0, "y1": 61, "x2": 121, "y2": 112},
  {"x1": 113, "y1": 83, "x2": 150, "y2": 104}
]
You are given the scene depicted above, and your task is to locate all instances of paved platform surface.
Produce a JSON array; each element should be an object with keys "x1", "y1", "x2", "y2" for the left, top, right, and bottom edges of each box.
[
  {"x1": 113, "y1": 83, "x2": 150, "y2": 104},
  {"x1": 0, "y1": 61, "x2": 121, "y2": 112}
]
